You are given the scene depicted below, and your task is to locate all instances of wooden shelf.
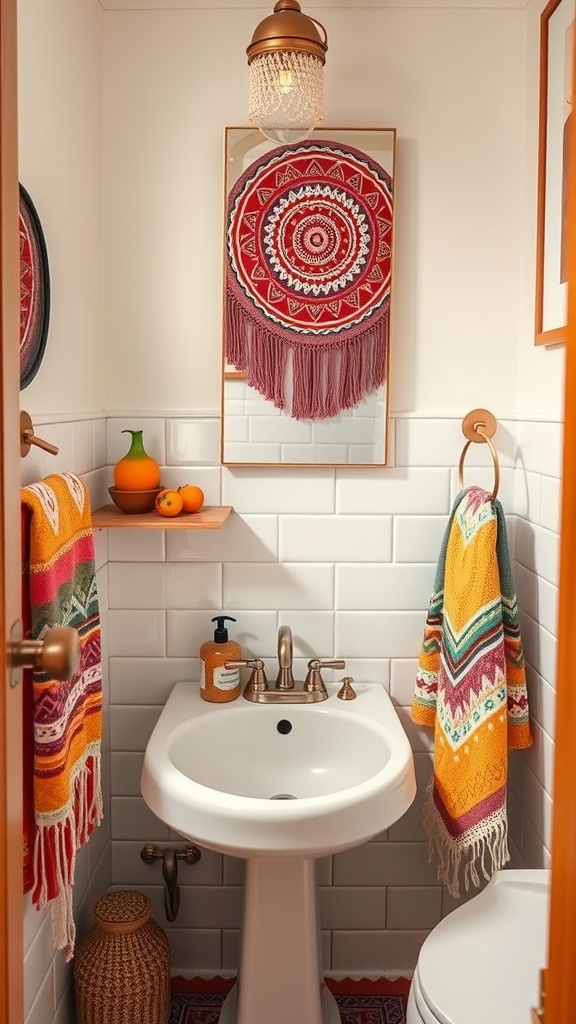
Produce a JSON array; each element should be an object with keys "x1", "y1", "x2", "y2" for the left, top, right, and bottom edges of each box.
[{"x1": 92, "y1": 505, "x2": 233, "y2": 530}]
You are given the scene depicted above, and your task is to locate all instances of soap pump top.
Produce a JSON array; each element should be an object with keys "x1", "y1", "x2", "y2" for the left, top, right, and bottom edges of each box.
[{"x1": 211, "y1": 615, "x2": 236, "y2": 642}]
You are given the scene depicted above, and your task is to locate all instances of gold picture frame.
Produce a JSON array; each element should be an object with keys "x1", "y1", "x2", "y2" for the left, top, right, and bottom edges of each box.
[{"x1": 535, "y1": 0, "x2": 573, "y2": 346}]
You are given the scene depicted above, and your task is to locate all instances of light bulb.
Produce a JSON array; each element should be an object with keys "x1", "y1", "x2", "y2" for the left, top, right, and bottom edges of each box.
[{"x1": 278, "y1": 69, "x2": 293, "y2": 94}]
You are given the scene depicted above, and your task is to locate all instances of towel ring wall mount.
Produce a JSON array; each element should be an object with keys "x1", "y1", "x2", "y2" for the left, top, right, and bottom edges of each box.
[
  {"x1": 458, "y1": 407, "x2": 500, "y2": 499},
  {"x1": 20, "y1": 410, "x2": 59, "y2": 458}
]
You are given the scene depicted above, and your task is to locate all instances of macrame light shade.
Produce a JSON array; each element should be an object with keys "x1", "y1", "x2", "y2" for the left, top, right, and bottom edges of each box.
[{"x1": 247, "y1": 0, "x2": 328, "y2": 145}]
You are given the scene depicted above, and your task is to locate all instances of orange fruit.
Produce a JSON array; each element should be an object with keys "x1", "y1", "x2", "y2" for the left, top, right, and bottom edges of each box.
[
  {"x1": 155, "y1": 489, "x2": 184, "y2": 517},
  {"x1": 177, "y1": 484, "x2": 205, "y2": 513}
]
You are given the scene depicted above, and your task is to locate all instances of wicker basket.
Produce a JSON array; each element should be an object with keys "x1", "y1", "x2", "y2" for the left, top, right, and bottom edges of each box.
[{"x1": 74, "y1": 890, "x2": 171, "y2": 1024}]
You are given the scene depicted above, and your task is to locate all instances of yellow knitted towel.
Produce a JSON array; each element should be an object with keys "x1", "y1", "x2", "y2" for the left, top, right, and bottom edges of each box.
[{"x1": 412, "y1": 486, "x2": 532, "y2": 897}]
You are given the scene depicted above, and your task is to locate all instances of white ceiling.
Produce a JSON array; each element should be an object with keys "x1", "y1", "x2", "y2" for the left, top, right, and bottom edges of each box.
[{"x1": 99, "y1": 0, "x2": 528, "y2": 11}]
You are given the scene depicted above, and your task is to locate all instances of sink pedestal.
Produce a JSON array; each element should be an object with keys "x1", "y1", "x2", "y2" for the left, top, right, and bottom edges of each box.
[{"x1": 218, "y1": 857, "x2": 339, "y2": 1024}]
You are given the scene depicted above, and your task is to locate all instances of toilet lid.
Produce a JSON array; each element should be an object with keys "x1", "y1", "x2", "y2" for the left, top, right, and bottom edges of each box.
[{"x1": 416, "y1": 870, "x2": 550, "y2": 1024}]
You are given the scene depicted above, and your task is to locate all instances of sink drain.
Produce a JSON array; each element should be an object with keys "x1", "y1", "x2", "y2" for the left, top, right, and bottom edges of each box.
[{"x1": 270, "y1": 793, "x2": 297, "y2": 800}]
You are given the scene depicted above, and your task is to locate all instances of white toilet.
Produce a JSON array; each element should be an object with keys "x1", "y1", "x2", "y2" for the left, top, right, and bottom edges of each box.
[{"x1": 407, "y1": 869, "x2": 550, "y2": 1024}]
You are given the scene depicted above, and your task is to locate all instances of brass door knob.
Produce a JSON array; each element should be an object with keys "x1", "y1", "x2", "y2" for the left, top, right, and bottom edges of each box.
[{"x1": 8, "y1": 622, "x2": 81, "y2": 687}]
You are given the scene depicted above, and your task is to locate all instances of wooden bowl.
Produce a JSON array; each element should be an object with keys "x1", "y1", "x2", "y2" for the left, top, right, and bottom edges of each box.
[{"x1": 108, "y1": 486, "x2": 163, "y2": 514}]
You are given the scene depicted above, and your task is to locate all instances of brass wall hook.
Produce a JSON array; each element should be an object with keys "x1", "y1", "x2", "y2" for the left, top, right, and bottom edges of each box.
[
  {"x1": 20, "y1": 410, "x2": 59, "y2": 458},
  {"x1": 458, "y1": 407, "x2": 500, "y2": 499}
]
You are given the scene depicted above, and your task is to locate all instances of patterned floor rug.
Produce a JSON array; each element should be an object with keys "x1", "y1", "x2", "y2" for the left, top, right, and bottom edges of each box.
[{"x1": 169, "y1": 990, "x2": 407, "y2": 1024}]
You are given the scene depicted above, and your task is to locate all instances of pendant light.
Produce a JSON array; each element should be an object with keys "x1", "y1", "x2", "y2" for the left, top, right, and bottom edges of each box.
[{"x1": 247, "y1": 0, "x2": 328, "y2": 145}]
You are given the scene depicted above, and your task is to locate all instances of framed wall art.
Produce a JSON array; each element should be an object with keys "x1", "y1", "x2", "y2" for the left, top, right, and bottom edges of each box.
[
  {"x1": 221, "y1": 126, "x2": 395, "y2": 468},
  {"x1": 535, "y1": 0, "x2": 573, "y2": 346}
]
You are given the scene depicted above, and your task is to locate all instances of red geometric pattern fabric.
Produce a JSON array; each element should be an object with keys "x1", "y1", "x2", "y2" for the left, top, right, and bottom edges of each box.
[
  {"x1": 226, "y1": 139, "x2": 393, "y2": 420},
  {"x1": 19, "y1": 196, "x2": 43, "y2": 370},
  {"x1": 21, "y1": 473, "x2": 102, "y2": 960},
  {"x1": 169, "y1": 992, "x2": 406, "y2": 1023}
]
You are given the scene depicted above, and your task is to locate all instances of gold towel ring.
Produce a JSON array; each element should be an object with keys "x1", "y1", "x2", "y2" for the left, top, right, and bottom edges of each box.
[{"x1": 458, "y1": 408, "x2": 500, "y2": 499}]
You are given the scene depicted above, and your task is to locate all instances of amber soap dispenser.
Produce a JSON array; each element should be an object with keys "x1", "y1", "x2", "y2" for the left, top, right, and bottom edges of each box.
[{"x1": 200, "y1": 615, "x2": 241, "y2": 703}]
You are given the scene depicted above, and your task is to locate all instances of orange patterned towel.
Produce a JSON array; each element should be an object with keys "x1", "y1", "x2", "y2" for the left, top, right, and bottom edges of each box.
[
  {"x1": 21, "y1": 473, "x2": 102, "y2": 959},
  {"x1": 412, "y1": 486, "x2": 532, "y2": 897}
]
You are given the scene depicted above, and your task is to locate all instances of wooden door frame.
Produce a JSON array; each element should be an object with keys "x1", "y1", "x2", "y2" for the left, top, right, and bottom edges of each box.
[
  {"x1": 0, "y1": 0, "x2": 24, "y2": 1020},
  {"x1": 546, "y1": 47, "x2": 576, "y2": 1022}
]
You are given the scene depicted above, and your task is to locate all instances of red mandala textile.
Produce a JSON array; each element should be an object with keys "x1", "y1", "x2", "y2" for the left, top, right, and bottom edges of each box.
[
  {"x1": 19, "y1": 184, "x2": 50, "y2": 390},
  {"x1": 20, "y1": 201, "x2": 43, "y2": 369},
  {"x1": 226, "y1": 139, "x2": 393, "y2": 420}
]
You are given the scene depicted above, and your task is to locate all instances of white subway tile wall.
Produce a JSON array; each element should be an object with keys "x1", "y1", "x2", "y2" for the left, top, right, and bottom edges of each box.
[
  {"x1": 508, "y1": 419, "x2": 561, "y2": 870},
  {"x1": 223, "y1": 379, "x2": 386, "y2": 465},
  {"x1": 102, "y1": 413, "x2": 559, "y2": 980},
  {"x1": 167, "y1": 418, "x2": 220, "y2": 466},
  {"x1": 24, "y1": 412, "x2": 560, "y2": 1020}
]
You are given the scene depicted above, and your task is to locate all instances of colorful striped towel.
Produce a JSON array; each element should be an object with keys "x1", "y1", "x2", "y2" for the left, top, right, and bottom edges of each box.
[
  {"x1": 21, "y1": 473, "x2": 102, "y2": 960},
  {"x1": 412, "y1": 485, "x2": 532, "y2": 897}
]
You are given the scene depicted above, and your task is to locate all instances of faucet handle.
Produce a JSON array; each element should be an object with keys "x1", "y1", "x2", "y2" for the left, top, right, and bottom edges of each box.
[
  {"x1": 304, "y1": 658, "x2": 346, "y2": 695},
  {"x1": 337, "y1": 676, "x2": 357, "y2": 700},
  {"x1": 225, "y1": 658, "x2": 268, "y2": 697}
]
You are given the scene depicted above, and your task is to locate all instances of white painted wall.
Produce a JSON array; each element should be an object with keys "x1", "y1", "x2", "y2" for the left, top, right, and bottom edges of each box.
[
  {"x1": 17, "y1": 0, "x2": 105, "y2": 417},
  {"x1": 515, "y1": 0, "x2": 566, "y2": 416},
  {"x1": 16, "y1": 0, "x2": 565, "y2": 422},
  {"x1": 102, "y1": 5, "x2": 563, "y2": 419}
]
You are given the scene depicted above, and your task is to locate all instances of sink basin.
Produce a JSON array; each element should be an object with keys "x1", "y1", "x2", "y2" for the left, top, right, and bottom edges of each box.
[{"x1": 141, "y1": 680, "x2": 416, "y2": 858}]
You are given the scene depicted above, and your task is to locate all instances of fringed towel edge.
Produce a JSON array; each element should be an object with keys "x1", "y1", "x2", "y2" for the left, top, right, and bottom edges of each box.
[
  {"x1": 423, "y1": 777, "x2": 510, "y2": 899},
  {"x1": 33, "y1": 743, "x2": 102, "y2": 960}
]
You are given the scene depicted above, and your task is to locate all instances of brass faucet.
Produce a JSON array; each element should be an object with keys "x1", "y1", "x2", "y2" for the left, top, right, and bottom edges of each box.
[
  {"x1": 225, "y1": 625, "x2": 345, "y2": 704},
  {"x1": 276, "y1": 624, "x2": 295, "y2": 690}
]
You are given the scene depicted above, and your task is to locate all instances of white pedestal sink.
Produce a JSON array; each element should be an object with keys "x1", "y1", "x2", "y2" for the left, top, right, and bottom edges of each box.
[{"x1": 141, "y1": 681, "x2": 416, "y2": 1024}]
